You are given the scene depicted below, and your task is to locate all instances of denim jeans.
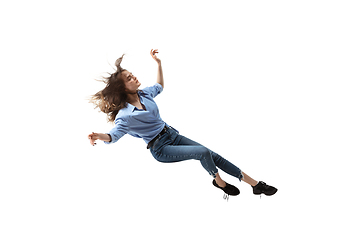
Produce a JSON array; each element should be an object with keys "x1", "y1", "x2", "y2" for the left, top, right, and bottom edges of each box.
[{"x1": 149, "y1": 127, "x2": 243, "y2": 181}]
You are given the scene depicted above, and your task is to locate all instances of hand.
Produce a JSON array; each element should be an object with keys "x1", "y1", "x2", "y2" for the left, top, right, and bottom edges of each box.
[
  {"x1": 150, "y1": 49, "x2": 161, "y2": 64},
  {"x1": 88, "y1": 132, "x2": 100, "y2": 146}
]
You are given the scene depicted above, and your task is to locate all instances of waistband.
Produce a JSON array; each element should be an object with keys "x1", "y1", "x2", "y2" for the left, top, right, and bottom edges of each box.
[{"x1": 147, "y1": 125, "x2": 169, "y2": 149}]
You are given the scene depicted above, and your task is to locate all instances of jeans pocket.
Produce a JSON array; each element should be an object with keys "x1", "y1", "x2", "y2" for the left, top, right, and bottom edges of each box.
[{"x1": 151, "y1": 134, "x2": 169, "y2": 152}]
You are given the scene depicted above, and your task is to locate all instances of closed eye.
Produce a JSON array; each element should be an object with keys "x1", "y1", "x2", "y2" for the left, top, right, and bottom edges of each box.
[{"x1": 127, "y1": 73, "x2": 134, "y2": 81}]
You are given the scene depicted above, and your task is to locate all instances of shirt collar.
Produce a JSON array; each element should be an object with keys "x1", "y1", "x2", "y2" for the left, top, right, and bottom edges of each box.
[
  {"x1": 127, "y1": 103, "x2": 146, "y2": 113},
  {"x1": 121, "y1": 92, "x2": 145, "y2": 113},
  {"x1": 128, "y1": 104, "x2": 136, "y2": 112},
  {"x1": 131, "y1": 93, "x2": 146, "y2": 112}
]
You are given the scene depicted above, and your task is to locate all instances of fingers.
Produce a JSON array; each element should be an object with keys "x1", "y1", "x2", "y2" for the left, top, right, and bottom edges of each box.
[
  {"x1": 88, "y1": 132, "x2": 95, "y2": 139},
  {"x1": 88, "y1": 132, "x2": 97, "y2": 146},
  {"x1": 150, "y1": 49, "x2": 159, "y2": 56}
]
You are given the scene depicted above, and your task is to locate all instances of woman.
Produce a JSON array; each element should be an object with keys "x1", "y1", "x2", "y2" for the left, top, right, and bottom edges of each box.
[{"x1": 88, "y1": 49, "x2": 277, "y2": 199}]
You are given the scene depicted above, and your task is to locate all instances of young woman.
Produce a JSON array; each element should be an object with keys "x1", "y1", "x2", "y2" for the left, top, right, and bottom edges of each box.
[{"x1": 88, "y1": 49, "x2": 277, "y2": 199}]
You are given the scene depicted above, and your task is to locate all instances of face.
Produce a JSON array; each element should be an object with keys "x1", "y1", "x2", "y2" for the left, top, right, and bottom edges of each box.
[{"x1": 120, "y1": 70, "x2": 141, "y2": 93}]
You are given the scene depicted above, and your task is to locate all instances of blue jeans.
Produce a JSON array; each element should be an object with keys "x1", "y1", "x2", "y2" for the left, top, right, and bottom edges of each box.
[{"x1": 149, "y1": 127, "x2": 243, "y2": 181}]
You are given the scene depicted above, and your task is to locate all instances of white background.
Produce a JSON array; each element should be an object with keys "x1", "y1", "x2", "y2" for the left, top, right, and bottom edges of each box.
[{"x1": 1, "y1": 0, "x2": 359, "y2": 239}]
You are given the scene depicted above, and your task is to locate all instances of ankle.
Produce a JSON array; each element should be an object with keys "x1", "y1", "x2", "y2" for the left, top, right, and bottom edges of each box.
[
  {"x1": 215, "y1": 178, "x2": 226, "y2": 188},
  {"x1": 251, "y1": 181, "x2": 259, "y2": 187}
]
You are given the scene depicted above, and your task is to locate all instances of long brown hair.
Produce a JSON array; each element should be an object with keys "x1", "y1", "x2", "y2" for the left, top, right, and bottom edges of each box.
[{"x1": 90, "y1": 54, "x2": 130, "y2": 123}]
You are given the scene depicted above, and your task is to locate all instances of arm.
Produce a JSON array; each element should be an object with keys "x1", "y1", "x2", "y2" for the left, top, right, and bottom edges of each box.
[
  {"x1": 157, "y1": 63, "x2": 164, "y2": 88},
  {"x1": 88, "y1": 118, "x2": 128, "y2": 146},
  {"x1": 88, "y1": 132, "x2": 111, "y2": 146},
  {"x1": 150, "y1": 49, "x2": 164, "y2": 88}
]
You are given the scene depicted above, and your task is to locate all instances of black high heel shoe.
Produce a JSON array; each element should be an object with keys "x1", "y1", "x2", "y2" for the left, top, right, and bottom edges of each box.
[
  {"x1": 252, "y1": 181, "x2": 277, "y2": 196},
  {"x1": 212, "y1": 179, "x2": 240, "y2": 200}
]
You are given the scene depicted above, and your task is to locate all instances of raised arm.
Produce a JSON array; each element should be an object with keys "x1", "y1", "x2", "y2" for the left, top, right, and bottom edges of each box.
[{"x1": 150, "y1": 49, "x2": 164, "y2": 88}]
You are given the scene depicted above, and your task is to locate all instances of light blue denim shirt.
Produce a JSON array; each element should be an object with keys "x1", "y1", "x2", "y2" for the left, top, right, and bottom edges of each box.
[{"x1": 105, "y1": 83, "x2": 166, "y2": 145}]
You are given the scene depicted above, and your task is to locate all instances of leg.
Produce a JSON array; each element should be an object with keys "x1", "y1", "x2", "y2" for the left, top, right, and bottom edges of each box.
[
  {"x1": 241, "y1": 172, "x2": 258, "y2": 187},
  {"x1": 214, "y1": 172, "x2": 226, "y2": 188},
  {"x1": 151, "y1": 144, "x2": 219, "y2": 178},
  {"x1": 152, "y1": 142, "x2": 228, "y2": 188},
  {"x1": 175, "y1": 135, "x2": 259, "y2": 187},
  {"x1": 175, "y1": 134, "x2": 244, "y2": 182}
]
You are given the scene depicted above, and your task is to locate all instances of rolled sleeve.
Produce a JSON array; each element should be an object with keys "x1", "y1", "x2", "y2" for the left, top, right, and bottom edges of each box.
[
  {"x1": 104, "y1": 117, "x2": 128, "y2": 144},
  {"x1": 141, "y1": 83, "x2": 163, "y2": 98}
]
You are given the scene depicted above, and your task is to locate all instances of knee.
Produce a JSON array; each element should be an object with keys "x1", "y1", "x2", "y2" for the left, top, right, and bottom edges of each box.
[{"x1": 198, "y1": 147, "x2": 212, "y2": 159}]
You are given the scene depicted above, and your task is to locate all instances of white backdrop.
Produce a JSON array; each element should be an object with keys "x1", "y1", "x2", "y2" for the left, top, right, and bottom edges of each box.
[{"x1": 1, "y1": 0, "x2": 359, "y2": 239}]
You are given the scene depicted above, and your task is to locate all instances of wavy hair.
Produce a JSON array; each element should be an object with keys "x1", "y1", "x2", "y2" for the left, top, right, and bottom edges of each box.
[{"x1": 90, "y1": 54, "x2": 130, "y2": 123}]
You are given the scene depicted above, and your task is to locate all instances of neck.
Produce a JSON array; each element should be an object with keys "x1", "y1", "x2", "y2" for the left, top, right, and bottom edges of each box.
[{"x1": 127, "y1": 91, "x2": 138, "y2": 104}]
